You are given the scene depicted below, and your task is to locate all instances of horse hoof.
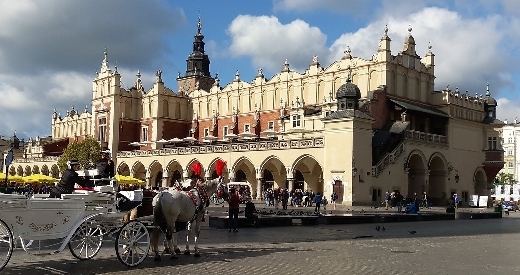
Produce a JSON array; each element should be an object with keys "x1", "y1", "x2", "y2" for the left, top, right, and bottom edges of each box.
[
  {"x1": 194, "y1": 253, "x2": 201, "y2": 258},
  {"x1": 154, "y1": 256, "x2": 161, "y2": 262},
  {"x1": 184, "y1": 251, "x2": 191, "y2": 255},
  {"x1": 174, "y1": 248, "x2": 181, "y2": 254},
  {"x1": 170, "y1": 254, "x2": 178, "y2": 260},
  {"x1": 164, "y1": 248, "x2": 171, "y2": 254}
]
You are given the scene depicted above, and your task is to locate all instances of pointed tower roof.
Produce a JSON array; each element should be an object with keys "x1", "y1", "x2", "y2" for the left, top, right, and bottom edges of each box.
[{"x1": 183, "y1": 15, "x2": 211, "y2": 77}]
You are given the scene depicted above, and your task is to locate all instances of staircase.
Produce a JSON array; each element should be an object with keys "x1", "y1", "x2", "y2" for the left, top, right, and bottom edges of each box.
[{"x1": 371, "y1": 141, "x2": 405, "y2": 177}]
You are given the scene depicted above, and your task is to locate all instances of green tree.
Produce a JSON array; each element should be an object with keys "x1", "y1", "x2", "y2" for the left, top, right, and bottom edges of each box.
[
  {"x1": 494, "y1": 172, "x2": 516, "y2": 185},
  {"x1": 57, "y1": 137, "x2": 102, "y2": 172}
]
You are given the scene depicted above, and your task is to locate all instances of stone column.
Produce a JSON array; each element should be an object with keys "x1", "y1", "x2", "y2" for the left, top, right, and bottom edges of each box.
[
  {"x1": 287, "y1": 178, "x2": 294, "y2": 192},
  {"x1": 256, "y1": 178, "x2": 263, "y2": 200},
  {"x1": 161, "y1": 176, "x2": 169, "y2": 187}
]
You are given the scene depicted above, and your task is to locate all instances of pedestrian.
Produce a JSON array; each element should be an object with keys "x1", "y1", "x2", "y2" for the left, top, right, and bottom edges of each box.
[
  {"x1": 422, "y1": 192, "x2": 428, "y2": 208},
  {"x1": 453, "y1": 193, "x2": 460, "y2": 210},
  {"x1": 331, "y1": 192, "x2": 338, "y2": 210},
  {"x1": 322, "y1": 196, "x2": 328, "y2": 211},
  {"x1": 228, "y1": 187, "x2": 240, "y2": 232},
  {"x1": 395, "y1": 191, "x2": 404, "y2": 213},
  {"x1": 314, "y1": 192, "x2": 323, "y2": 213},
  {"x1": 384, "y1": 191, "x2": 391, "y2": 210}
]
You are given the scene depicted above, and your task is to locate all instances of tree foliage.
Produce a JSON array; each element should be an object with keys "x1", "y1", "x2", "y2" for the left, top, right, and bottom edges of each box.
[
  {"x1": 494, "y1": 172, "x2": 516, "y2": 185},
  {"x1": 57, "y1": 137, "x2": 101, "y2": 172}
]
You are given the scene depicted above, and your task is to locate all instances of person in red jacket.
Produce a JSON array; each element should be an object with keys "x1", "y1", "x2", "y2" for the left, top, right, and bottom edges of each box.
[{"x1": 228, "y1": 187, "x2": 240, "y2": 232}]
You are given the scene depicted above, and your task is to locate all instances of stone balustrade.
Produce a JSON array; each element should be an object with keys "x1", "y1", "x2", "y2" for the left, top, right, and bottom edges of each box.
[
  {"x1": 404, "y1": 130, "x2": 448, "y2": 144},
  {"x1": 117, "y1": 137, "x2": 325, "y2": 158}
]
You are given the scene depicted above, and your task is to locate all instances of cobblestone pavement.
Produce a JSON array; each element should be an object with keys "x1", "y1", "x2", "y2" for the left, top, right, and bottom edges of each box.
[{"x1": 3, "y1": 211, "x2": 520, "y2": 275}]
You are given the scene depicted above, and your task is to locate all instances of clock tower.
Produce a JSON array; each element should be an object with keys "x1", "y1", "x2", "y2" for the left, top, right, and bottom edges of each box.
[{"x1": 178, "y1": 16, "x2": 214, "y2": 95}]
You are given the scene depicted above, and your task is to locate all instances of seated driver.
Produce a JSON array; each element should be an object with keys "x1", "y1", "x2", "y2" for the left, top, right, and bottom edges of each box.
[{"x1": 49, "y1": 160, "x2": 89, "y2": 198}]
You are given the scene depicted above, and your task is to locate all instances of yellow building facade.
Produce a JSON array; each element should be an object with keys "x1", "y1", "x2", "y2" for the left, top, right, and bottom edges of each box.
[{"x1": 12, "y1": 24, "x2": 504, "y2": 206}]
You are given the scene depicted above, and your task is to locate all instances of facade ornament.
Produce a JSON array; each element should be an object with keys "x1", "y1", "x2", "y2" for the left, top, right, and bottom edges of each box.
[
  {"x1": 156, "y1": 70, "x2": 162, "y2": 83},
  {"x1": 257, "y1": 68, "x2": 264, "y2": 78},
  {"x1": 195, "y1": 80, "x2": 200, "y2": 90},
  {"x1": 282, "y1": 59, "x2": 290, "y2": 72},
  {"x1": 230, "y1": 107, "x2": 238, "y2": 129},
  {"x1": 52, "y1": 109, "x2": 58, "y2": 120},
  {"x1": 342, "y1": 46, "x2": 352, "y2": 60},
  {"x1": 234, "y1": 70, "x2": 240, "y2": 82},
  {"x1": 213, "y1": 72, "x2": 220, "y2": 87},
  {"x1": 211, "y1": 110, "x2": 218, "y2": 131},
  {"x1": 191, "y1": 111, "x2": 198, "y2": 133},
  {"x1": 253, "y1": 104, "x2": 260, "y2": 127}
]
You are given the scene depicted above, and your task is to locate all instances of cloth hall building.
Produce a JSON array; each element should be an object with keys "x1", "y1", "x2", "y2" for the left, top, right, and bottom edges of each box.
[{"x1": 12, "y1": 23, "x2": 504, "y2": 206}]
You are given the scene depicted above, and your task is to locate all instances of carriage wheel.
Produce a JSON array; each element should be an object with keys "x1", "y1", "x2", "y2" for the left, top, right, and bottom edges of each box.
[
  {"x1": 115, "y1": 220, "x2": 150, "y2": 267},
  {"x1": 0, "y1": 219, "x2": 14, "y2": 271},
  {"x1": 68, "y1": 221, "x2": 103, "y2": 260}
]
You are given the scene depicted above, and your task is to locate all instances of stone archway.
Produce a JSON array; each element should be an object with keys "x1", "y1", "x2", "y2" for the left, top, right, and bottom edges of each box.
[
  {"x1": 260, "y1": 156, "x2": 287, "y2": 190},
  {"x1": 41, "y1": 165, "x2": 49, "y2": 176},
  {"x1": 16, "y1": 166, "x2": 23, "y2": 176},
  {"x1": 230, "y1": 157, "x2": 256, "y2": 195},
  {"x1": 294, "y1": 170, "x2": 304, "y2": 190},
  {"x1": 406, "y1": 150, "x2": 427, "y2": 199},
  {"x1": 117, "y1": 162, "x2": 131, "y2": 176},
  {"x1": 24, "y1": 166, "x2": 31, "y2": 176},
  {"x1": 166, "y1": 160, "x2": 183, "y2": 186},
  {"x1": 50, "y1": 165, "x2": 60, "y2": 178},
  {"x1": 132, "y1": 162, "x2": 146, "y2": 182},
  {"x1": 474, "y1": 169, "x2": 487, "y2": 196},
  {"x1": 186, "y1": 159, "x2": 204, "y2": 179},
  {"x1": 292, "y1": 154, "x2": 324, "y2": 194},
  {"x1": 149, "y1": 161, "x2": 163, "y2": 188},
  {"x1": 9, "y1": 166, "x2": 16, "y2": 176},
  {"x1": 208, "y1": 158, "x2": 230, "y2": 180},
  {"x1": 428, "y1": 154, "x2": 447, "y2": 205}
]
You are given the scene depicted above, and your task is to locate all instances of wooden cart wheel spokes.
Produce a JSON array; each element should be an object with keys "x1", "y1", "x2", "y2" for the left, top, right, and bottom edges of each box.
[
  {"x1": 0, "y1": 219, "x2": 14, "y2": 271},
  {"x1": 115, "y1": 220, "x2": 150, "y2": 267},
  {"x1": 68, "y1": 221, "x2": 103, "y2": 260}
]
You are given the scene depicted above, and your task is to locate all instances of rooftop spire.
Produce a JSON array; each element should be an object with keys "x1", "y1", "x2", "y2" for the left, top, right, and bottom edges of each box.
[
  {"x1": 197, "y1": 13, "x2": 202, "y2": 34},
  {"x1": 486, "y1": 82, "x2": 490, "y2": 96}
]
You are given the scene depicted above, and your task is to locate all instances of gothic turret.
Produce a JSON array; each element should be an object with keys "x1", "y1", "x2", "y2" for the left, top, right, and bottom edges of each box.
[
  {"x1": 484, "y1": 83, "x2": 497, "y2": 120},
  {"x1": 336, "y1": 73, "x2": 361, "y2": 110}
]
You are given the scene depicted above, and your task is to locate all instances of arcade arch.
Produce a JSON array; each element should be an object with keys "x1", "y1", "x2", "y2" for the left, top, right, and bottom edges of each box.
[
  {"x1": 166, "y1": 160, "x2": 183, "y2": 186},
  {"x1": 428, "y1": 153, "x2": 447, "y2": 204},
  {"x1": 260, "y1": 156, "x2": 287, "y2": 190},
  {"x1": 406, "y1": 150, "x2": 427, "y2": 198},
  {"x1": 41, "y1": 165, "x2": 49, "y2": 176},
  {"x1": 24, "y1": 166, "x2": 31, "y2": 176},
  {"x1": 50, "y1": 165, "x2": 60, "y2": 178},
  {"x1": 474, "y1": 168, "x2": 487, "y2": 196},
  {"x1": 149, "y1": 161, "x2": 163, "y2": 188},
  {"x1": 292, "y1": 154, "x2": 324, "y2": 193},
  {"x1": 132, "y1": 162, "x2": 146, "y2": 182},
  {"x1": 117, "y1": 162, "x2": 131, "y2": 176}
]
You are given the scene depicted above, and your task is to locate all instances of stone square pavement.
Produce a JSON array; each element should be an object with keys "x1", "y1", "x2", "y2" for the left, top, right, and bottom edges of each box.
[{"x1": 3, "y1": 210, "x2": 520, "y2": 275}]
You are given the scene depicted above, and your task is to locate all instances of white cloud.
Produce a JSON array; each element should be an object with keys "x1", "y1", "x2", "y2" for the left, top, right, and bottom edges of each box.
[
  {"x1": 227, "y1": 15, "x2": 328, "y2": 74},
  {"x1": 0, "y1": 0, "x2": 185, "y2": 138},
  {"x1": 496, "y1": 98, "x2": 520, "y2": 123}
]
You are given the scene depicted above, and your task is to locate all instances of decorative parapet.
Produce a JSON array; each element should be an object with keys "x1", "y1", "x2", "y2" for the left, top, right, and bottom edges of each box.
[
  {"x1": 372, "y1": 141, "x2": 405, "y2": 177},
  {"x1": 404, "y1": 130, "x2": 447, "y2": 145},
  {"x1": 13, "y1": 156, "x2": 59, "y2": 163},
  {"x1": 117, "y1": 137, "x2": 325, "y2": 158}
]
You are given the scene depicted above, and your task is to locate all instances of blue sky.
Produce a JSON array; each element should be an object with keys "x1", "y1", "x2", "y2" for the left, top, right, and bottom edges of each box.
[{"x1": 1, "y1": 0, "x2": 520, "y2": 140}]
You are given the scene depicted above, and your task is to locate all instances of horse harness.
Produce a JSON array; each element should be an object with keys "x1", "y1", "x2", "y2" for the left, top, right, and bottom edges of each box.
[{"x1": 184, "y1": 183, "x2": 209, "y2": 221}]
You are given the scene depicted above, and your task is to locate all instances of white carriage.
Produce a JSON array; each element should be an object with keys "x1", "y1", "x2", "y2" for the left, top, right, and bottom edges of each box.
[{"x1": 0, "y1": 169, "x2": 151, "y2": 271}]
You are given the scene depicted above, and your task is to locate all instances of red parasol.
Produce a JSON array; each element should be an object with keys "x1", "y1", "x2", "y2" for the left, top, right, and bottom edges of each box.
[{"x1": 215, "y1": 159, "x2": 227, "y2": 176}]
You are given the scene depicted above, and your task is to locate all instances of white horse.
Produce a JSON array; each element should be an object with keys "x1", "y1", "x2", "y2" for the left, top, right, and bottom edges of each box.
[{"x1": 151, "y1": 177, "x2": 221, "y2": 260}]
